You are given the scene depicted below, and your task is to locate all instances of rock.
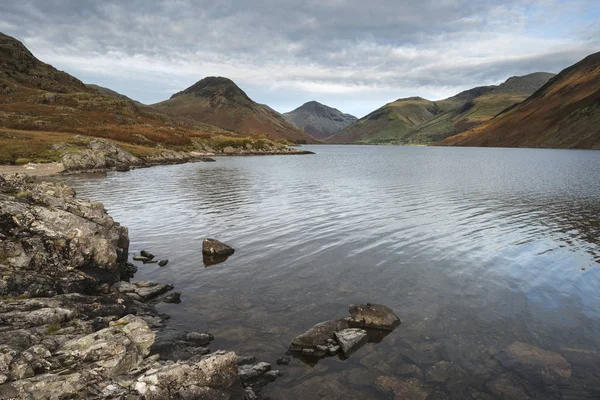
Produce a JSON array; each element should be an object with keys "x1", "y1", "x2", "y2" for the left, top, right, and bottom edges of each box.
[
  {"x1": 202, "y1": 238, "x2": 235, "y2": 256},
  {"x1": 375, "y1": 376, "x2": 430, "y2": 400},
  {"x1": 334, "y1": 328, "x2": 368, "y2": 357},
  {"x1": 133, "y1": 255, "x2": 149, "y2": 262},
  {"x1": 496, "y1": 341, "x2": 571, "y2": 384},
  {"x1": 0, "y1": 174, "x2": 129, "y2": 297},
  {"x1": 58, "y1": 315, "x2": 154, "y2": 378},
  {"x1": 140, "y1": 250, "x2": 154, "y2": 259},
  {"x1": 163, "y1": 292, "x2": 181, "y2": 304},
  {"x1": 134, "y1": 352, "x2": 245, "y2": 399},
  {"x1": 236, "y1": 355, "x2": 257, "y2": 366},
  {"x1": 158, "y1": 259, "x2": 169, "y2": 267},
  {"x1": 61, "y1": 139, "x2": 143, "y2": 172},
  {"x1": 289, "y1": 319, "x2": 349, "y2": 356},
  {"x1": 486, "y1": 373, "x2": 530, "y2": 400},
  {"x1": 277, "y1": 356, "x2": 291, "y2": 365},
  {"x1": 396, "y1": 363, "x2": 423, "y2": 379},
  {"x1": 203, "y1": 253, "x2": 233, "y2": 267},
  {"x1": 150, "y1": 328, "x2": 212, "y2": 361},
  {"x1": 238, "y1": 362, "x2": 271, "y2": 383},
  {"x1": 113, "y1": 280, "x2": 173, "y2": 301},
  {"x1": 348, "y1": 303, "x2": 400, "y2": 331}
]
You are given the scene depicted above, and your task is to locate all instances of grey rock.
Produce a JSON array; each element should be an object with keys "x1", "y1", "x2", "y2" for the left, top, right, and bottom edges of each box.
[
  {"x1": 133, "y1": 255, "x2": 149, "y2": 262},
  {"x1": 158, "y1": 259, "x2": 169, "y2": 267},
  {"x1": 202, "y1": 238, "x2": 235, "y2": 256},
  {"x1": 334, "y1": 328, "x2": 368, "y2": 357},
  {"x1": 277, "y1": 356, "x2": 290, "y2": 365},
  {"x1": 163, "y1": 292, "x2": 181, "y2": 304},
  {"x1": 348, "y1": 303, "x2": 401, "y2": 331},
  {"x1": 236, "y1": 355, "x2": 257, "y2": 366},
  {"x1": 289, "y1": 319, "x2": 349, "y2": 355},
  {"x1": 140, "y1": 250, "x2": 154, "y2": 260}
]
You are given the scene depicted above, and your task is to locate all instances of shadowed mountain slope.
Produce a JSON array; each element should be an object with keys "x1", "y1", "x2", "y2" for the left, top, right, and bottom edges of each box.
[{"x1": 283, "y1": 101, "x2": 357, "y2": 139}]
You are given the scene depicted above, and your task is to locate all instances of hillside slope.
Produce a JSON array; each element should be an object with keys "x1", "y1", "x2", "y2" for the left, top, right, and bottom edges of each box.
[
  {"x1": 327, "y1": 97, "x2": 439, "y2": 144},
  {"x1": 283, "y1": 101, "x2": 357, "y2": 139},
  {"x1": 0, "y1": 32, "x2": 303, "y2": 164},
  {"x1": 153, "y1": 77, "x2": 318, "y2": 143},
  {"x1": 438, "y1": 53, "x2": 600, "y2": 149},
  {"x1": 327, "y1": 73, "x2": 554, "y2": 144}
]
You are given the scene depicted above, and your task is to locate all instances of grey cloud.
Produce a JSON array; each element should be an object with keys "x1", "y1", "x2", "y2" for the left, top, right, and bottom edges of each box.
[{"x1": 1, "y1": 0, "x2": 598, "y2": 116}]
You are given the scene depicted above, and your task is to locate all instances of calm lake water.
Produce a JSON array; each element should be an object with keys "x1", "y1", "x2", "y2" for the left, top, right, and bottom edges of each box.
[{"x1": 62, "y1": 145, "x2": 600, "y2": 399}]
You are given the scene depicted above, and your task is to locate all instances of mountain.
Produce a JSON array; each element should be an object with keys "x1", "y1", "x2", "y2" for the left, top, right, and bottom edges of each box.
[
  {"x1": 438, "y1": 52, "x2": 600, "y2": 149},
  {"x1": 153, "y1": 77, "x2": 318, "y2": 143},
  {"x1": 283, "y1": 101, "x2": 357, "y2": 139},
  {"x1": 86, "y1": 83, "x2": 143, "y2": 106},
  {"x1": 327, "y1": 97, "x2": 438, "y2": 144},
  {"x1": 327, "y1": 73, "x2": 555, "y2": 144}
]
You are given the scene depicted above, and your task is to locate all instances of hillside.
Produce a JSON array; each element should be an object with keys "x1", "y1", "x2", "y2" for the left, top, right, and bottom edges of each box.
[
  {"x1": 327, "y1": 97, "x2": 439, "y2": 144},
  {"x1": 327, "y1": 73, "x2": 554, "y2": 144},
  {"x1": 438, "y1": 53, "x2": 600, "y2": 149},
  {"x1": 0, "y1": 32, "x2": 305, "y2": 165},
  {"x1": 86, "y1": 83, "x2": 144, "y2": 106},
  {"x1": 283, "y1": 101, "x2": 357, "y2": 139},
  {"x1": 153, "y1": 77, "x2": 318, "y2": 143}
]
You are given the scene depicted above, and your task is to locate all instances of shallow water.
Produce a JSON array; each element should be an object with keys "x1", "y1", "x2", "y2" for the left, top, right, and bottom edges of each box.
[{"x1": 62, "y1": 145, "x2": 600, "y2": 399}]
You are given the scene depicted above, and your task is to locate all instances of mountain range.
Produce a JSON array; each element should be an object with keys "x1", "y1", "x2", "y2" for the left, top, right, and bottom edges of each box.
[
  {"x1": 0, "y1": 30, "x2": 598, "y2": 152},
  {"x1": 439, "y1": 52, "x2": 600, "y2": 149},
  {"x1": 326, "y1": 72, "x2": 556, "y2": 144},
  {"x1": 283, "y1": 101, "x2": 357, "y2": 139}
]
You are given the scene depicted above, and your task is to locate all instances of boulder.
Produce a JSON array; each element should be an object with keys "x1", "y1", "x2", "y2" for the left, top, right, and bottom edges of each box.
[
  {"x1": 289, "y1": 319, "x2": 349, "y2": 356},
  {"x1": 150, "y1": 328, "x2": 213, "y2": 361},
  {"x1": 348, "y1": 303, "x2": 400, "y2": 331},
  {"x1": 140, "y1": 250, "x2": 154, "y2": 260},
  {"x1": 163, "y1": 292, "x2": 181, "y2": 304},
  {"x1": 495, "y1": 341, "x2": 571, "y2": 384},
  {"x1": 158, "y1": 259, "x2": 169, "y2": 267},
  {"x1": 202, "y1": 239, "x2": 235, "y2": 256},
  {"x1": 334, "y1": 328, "x2": 368, "y2": 357}
]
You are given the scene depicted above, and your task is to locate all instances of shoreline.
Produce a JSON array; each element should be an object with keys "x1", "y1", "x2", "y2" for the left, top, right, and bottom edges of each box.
[
  {"x1": 0, "y1": 145, "x2": 314, "y2": 178},
  {"x1": 0, "y1": 173, "x2": 280, "y2": 399}
]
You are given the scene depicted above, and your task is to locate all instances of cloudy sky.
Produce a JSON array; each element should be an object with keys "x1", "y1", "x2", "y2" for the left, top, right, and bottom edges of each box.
[{"x1": 1, "y1": 0, "x2": 599, "y2": 117}]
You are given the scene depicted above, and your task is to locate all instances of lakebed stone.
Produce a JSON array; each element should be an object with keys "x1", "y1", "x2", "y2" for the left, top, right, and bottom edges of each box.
[
  {"x1": 335, "y1": 328, "x2": 368, "y2": 357},
  {"x1": 495, "y1": 341, "x2": 571, "y2": 384}
]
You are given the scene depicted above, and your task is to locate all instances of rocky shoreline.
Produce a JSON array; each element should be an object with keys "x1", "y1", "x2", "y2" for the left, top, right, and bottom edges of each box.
[
  {"x1": 0, "y1": 174, "x2": 280, "y2": 399},
  {"x1": 59, "y1": 138, "x2": 313, "y2": 175}
]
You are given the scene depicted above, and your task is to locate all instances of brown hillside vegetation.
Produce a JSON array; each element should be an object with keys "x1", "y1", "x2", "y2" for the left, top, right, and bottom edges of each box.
[
  {"x1": 438, "y1": 52, "x2": 600, "y2": 149},
  {"x1": 153, "y1": 77, "x2": 319, "y2": 143},
  {"x1": 0, "y1": 32, "x2": 301, "y2": 164}
]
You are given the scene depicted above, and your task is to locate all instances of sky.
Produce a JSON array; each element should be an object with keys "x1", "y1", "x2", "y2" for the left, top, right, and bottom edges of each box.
[{"x1": 1, "y1": 0, "x2": 599, "y2": 118}]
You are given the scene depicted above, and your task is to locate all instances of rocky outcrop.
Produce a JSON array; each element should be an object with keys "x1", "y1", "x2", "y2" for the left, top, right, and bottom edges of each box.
[
  {"x1": 0, "y1": 174, "x2": 278, "y2": 399},
  {"x1": 0, "y1": 174, "x2": 130, "y2": 297},
  {"x1": 334, "y1": 328, "x2": 368, "y2": 357},
  {"x1": 61, "y1": 139, "x2": 216, "y2": 173}
]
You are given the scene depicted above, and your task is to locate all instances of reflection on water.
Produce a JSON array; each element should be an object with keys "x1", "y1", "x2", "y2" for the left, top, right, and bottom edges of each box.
[{"x1": 61, "y1": 145, "x2": 600, "y2": 399}]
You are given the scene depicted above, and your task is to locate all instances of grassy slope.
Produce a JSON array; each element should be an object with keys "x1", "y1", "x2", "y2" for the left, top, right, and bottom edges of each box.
[
  {"x1": 438, "y1": 54, "x2": 600, "y2": 149},
  {"x1": 328, "y1": 73, "x2": 555, "y2": 145},
  {"x1": 327, "y1": 97, "x2": 439, "y2": 144}
]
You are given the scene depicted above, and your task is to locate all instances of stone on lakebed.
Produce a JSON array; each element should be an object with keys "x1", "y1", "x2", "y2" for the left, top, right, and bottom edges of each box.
[{"x1": 348, "y1": 303, "x2": 400, "y2": 331}]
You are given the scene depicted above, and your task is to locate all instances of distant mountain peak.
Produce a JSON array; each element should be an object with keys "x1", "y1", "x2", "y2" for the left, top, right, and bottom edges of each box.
[{"x1": 283, "y1": 101, "x2": 357, "y2": 139}]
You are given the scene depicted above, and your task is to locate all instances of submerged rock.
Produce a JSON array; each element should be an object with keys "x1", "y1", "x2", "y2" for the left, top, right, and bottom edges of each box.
[
  {"x1": 496, "y1": 341, "x2": 572, "y2": 384},
  {"x1": 335, "y1": 328, "x2": 368, "y2": 357},
  {"x1": 202, "y1": 238, "x2": 235, "y2": 256},
  {"x1": 375, "y1": 376, "x2": 430, "y2": 400},
  {"x1": 158, "y1": 259, "x2": 169, "y2": 267},
  {"x1": 348, "y1": 303, "x2": 401, "y2": 331}
]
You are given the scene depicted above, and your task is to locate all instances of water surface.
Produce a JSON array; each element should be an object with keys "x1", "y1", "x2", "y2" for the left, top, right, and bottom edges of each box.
[{"x1": 62, "y1": 145, "x2": 600, "y2": 399}]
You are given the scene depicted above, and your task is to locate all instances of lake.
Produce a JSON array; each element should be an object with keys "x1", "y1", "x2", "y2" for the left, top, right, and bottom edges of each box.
[{"x1": 61, "y1": 145, "x2": 600, "y2": 399}]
